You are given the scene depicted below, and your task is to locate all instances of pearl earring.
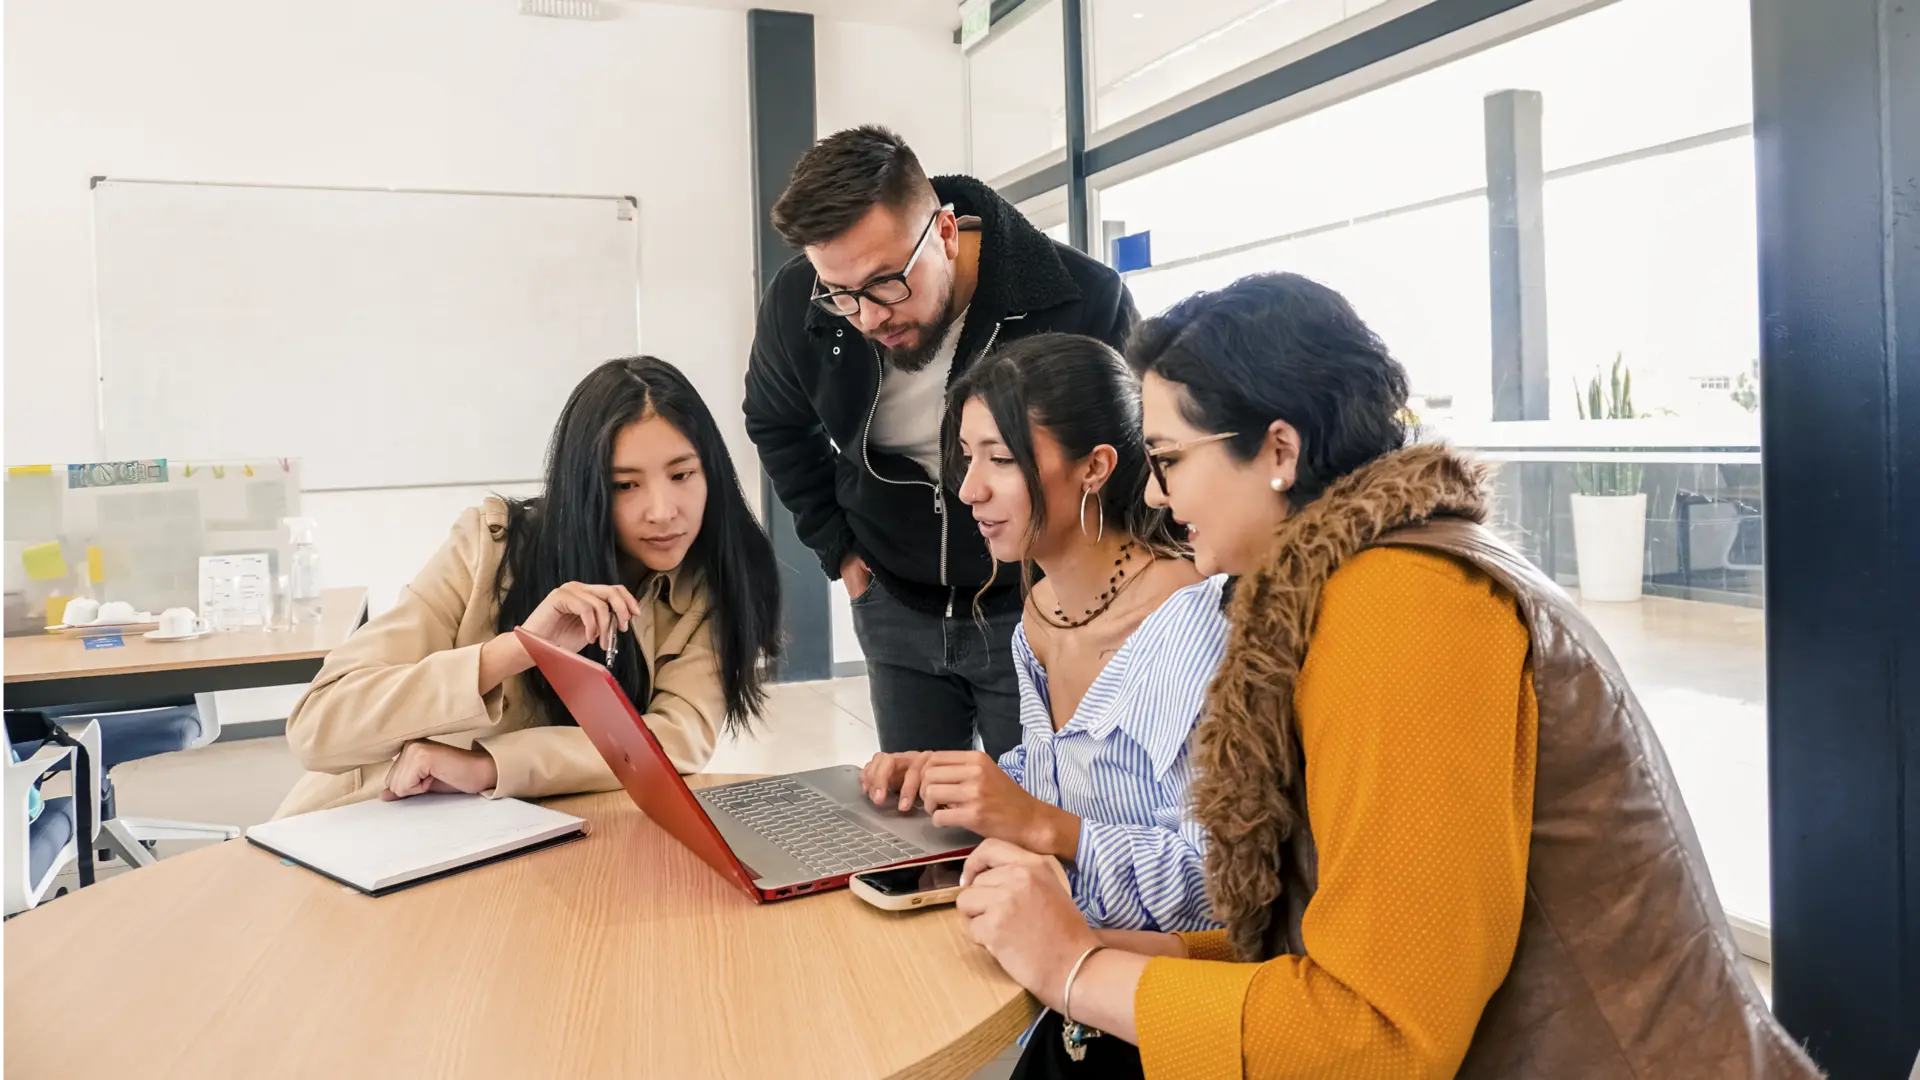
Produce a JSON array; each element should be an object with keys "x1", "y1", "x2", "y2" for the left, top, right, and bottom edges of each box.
[{"x1": 1270, "y1": 477, "x2": 1286, "y2": 492}]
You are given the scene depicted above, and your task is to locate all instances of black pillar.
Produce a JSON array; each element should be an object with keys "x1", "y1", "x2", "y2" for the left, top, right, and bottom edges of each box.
[
  {"x1": 1752, "y1": 0, "x2": 1920, "y2": 1074},
  {"x1": 1484, "y1": 89, "x2": 1553, "y2": 567},
  {"x1": 1485, "y1": 89, "x2": 1549, "y2": 422},
  {"x1": 748, "y1": 9, "x2": 830, "y2": 682},
  {"x1": 1063, "y1": 0, "x2": 1090, "y2": 253}
]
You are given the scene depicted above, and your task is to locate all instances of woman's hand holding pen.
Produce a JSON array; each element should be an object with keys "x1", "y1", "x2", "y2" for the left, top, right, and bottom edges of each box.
[{"x1": 478, "y1": 582, "x2": 644, "y2": 694}]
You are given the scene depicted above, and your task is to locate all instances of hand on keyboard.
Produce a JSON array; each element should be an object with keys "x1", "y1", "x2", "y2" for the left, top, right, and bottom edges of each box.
[{"x1": 707, "y1": 779, "x2": 922, "y2": 876}]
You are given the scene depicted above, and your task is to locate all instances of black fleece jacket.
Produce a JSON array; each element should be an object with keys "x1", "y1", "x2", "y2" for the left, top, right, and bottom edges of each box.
[{"x1": 743, "y1": 175, "x2": 1138, "y2": 617}]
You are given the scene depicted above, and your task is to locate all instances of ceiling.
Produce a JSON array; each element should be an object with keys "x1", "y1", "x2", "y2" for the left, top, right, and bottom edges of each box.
[
  {"x1": 628, "y1": 0, "x2": 961, "y2": 31},
  {"x1": 1088, "y1": 0, "x2": 1283, "y2": 87}
]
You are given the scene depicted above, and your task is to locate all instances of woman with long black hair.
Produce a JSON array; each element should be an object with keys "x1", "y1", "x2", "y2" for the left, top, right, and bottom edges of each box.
[{"x1": 275, "y1": 357, "x2": 782, "y2": 817}]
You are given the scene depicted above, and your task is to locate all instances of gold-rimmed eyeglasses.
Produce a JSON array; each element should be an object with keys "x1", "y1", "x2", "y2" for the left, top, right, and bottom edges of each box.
[{"x1": 1145, "y1": 431, "x2": 1239, "y2": 493}]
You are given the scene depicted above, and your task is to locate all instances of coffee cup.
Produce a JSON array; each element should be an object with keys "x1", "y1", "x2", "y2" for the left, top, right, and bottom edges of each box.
[
  {"x1": 97, "y1": 600, "x2": 138, "y2": 624},
  {"x1": 62, "y1": 597, "x2": 100, "y2": 626},
  {"x1": 159, "y1": 608, "x2": 208, "y2": 637}
]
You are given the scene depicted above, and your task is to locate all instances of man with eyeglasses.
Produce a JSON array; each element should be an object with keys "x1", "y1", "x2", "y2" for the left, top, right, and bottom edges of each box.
[{"x1": 744, "y1": 125, "x2": 1138, "y2": 760}]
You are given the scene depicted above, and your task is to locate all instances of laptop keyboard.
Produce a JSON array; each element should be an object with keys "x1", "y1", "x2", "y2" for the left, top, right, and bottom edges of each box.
[{"x1": 703, "y1": 777, "x2": 922, "y2": 878}]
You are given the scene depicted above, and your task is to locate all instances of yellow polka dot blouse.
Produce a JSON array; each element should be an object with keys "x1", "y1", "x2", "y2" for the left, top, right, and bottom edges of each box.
[{"x1": 1135, "y1": 548, "x2": 1539, "y2": 1079}]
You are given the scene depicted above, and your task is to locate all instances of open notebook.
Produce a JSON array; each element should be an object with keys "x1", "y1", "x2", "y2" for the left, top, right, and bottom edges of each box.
[{"x1": 246, "y1": 794, "x2": 588, "y2": 896}]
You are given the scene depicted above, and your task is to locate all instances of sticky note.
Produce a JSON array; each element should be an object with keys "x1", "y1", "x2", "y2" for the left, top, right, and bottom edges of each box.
[
  {"x1": 22, "y1": 542, "x2": 68, "y2": 582},
  {"x1": 87, "y1": 546, "x2": 105, "y2": 584},
  {"x1": 44, "y1": 595, "x2": 74, "y2": 626},
  {"x1": 6, "y1": 464, "x2": 52, "y2": 475}
]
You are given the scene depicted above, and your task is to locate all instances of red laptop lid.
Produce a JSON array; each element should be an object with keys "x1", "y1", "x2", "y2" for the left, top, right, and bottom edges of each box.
[{"x1": 514, "y1": 627, "x2": 761, "y2": 900}]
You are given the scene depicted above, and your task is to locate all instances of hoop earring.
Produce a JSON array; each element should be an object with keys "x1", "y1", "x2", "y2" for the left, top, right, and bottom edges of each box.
[{"x1": 1079, "y1": 489, "x2": 1105, "y2": 542}]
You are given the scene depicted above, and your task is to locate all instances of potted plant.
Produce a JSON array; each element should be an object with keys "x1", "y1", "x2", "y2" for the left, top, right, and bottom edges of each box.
[
  {"x1": 1731, "y1": 358, "x2": 1760, "y2": 413},
  {"x1": 1570, "y1": 355, "x2": 1647, "y2": 602}
]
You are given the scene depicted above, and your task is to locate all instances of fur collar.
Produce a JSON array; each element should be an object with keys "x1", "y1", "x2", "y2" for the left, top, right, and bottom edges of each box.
[{"x1": 1194, "y1": 443, "x2": 1491, "y2": 960}]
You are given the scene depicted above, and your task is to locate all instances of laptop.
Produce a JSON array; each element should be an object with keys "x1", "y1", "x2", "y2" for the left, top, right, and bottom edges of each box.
[{"x1": 516, "y1": 627, "x2": 979, "y2": 902}]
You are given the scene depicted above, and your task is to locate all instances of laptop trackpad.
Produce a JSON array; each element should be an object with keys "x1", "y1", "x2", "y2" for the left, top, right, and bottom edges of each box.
[{"x1": 797, "y1": 764, "x2": 981, "y2": 854}]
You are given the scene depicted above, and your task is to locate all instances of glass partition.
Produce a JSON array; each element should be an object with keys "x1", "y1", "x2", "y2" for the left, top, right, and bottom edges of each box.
[{"x1": 4, "y1": 458, "x2": 303, "y2": 632}]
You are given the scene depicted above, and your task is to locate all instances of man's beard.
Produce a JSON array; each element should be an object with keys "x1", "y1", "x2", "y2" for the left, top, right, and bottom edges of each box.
[{"x1": 880, "y1": 278, "x2": 958, "y2": 374}]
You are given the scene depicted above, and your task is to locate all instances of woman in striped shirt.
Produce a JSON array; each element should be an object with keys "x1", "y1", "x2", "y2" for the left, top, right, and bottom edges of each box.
[{"x1": 860, "y1": 332, "x2": 1225, "y2": 939}]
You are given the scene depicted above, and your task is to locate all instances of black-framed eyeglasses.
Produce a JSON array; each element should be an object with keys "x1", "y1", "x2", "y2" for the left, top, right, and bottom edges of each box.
[
  {"x1": 1146, "y1": 431, "x2": 1240, "y2": 493},
  {"x1": 810, "y1": 203, "x2": 953, "y2": 317}
]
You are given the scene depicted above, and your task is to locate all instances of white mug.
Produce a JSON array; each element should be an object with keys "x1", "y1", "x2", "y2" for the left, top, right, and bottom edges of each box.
[
  {"x1": 97, "y1": 600, "x2": 138, "y2": 624},
  {"x1": 159, "y1": 607, "x2": 208, "y2": 637},
  {"x1": 61, "y1": 597, "x2": 100, "y2": 626}
]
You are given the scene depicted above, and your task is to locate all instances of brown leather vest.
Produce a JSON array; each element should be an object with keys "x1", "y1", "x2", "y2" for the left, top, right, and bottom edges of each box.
[{"x1": 1264, "y1": 519, "x2": 1819, "y2": 1077}]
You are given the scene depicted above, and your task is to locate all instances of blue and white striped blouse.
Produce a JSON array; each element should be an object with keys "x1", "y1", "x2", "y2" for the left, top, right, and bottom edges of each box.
[{"x1": 998, "y1": 574, "x2": 1229, "y2": 933}]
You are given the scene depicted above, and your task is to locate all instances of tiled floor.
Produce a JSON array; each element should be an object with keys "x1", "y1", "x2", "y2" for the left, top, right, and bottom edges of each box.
[{"x1": 1576, "y1": 593, "x2": 1770, "y2": 927}]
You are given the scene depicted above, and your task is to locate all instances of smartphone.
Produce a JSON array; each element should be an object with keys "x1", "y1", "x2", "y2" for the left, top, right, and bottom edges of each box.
[{"x1": 848, "y1": 856, "x2": 969, "y2": 911}]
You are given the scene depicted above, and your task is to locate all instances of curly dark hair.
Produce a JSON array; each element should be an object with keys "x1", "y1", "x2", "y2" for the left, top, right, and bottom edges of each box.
[{"x1": 1126, "y1": 272, "x2": 1411, "y2": 508}]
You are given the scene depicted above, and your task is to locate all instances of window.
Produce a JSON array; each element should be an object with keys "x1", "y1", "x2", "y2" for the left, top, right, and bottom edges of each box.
[
  {"x1": 1088, "y1": 0, "x2": 1400, "y2": 131},
  {"x1": 1016, "y1": 188, "x2": 1070, "y2": 243},
  {"x1": 1100, "y1": 0, "x2": 1757, "y2": 420},
  {"x1": 1096, "y1": 0, "x2": 1771, "y2": 939},
  {"x1": 967, "y1": 1, "x2": 1066, "y2": 182}
]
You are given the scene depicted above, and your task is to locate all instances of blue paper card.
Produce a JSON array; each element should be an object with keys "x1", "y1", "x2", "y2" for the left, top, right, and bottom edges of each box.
[{"x1": 1110, "y1": 230, "x2": 1152, "y2": 273}]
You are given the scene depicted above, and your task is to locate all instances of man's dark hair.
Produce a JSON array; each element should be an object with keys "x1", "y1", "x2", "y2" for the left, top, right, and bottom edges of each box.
[{"x1": 771, "y1": 125, "x2": 934, "y2": 248}]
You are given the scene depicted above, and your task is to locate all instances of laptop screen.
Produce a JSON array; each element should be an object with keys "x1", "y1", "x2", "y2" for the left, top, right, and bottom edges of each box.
[{"x1": 513, "y1": 627, "x2": 762, "y2": 899}]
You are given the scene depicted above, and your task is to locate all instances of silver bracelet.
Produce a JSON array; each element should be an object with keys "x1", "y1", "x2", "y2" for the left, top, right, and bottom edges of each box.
[{"x1": 1060, "y1": 943, "x2": 1108, "y2": 1062}]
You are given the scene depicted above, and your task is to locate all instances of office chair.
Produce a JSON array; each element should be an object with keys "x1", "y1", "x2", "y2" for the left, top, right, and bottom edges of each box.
[
  {"x1": 4, "y1": 720, "x2": 100, "y2": 916},
  {"x1": 12, "y1": 695, "x2": 240, "y2": 871}
]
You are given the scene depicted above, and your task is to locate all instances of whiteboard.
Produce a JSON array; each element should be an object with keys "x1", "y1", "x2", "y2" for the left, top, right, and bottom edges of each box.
[{"x1": 91, "y1": 180, "x2": 641, "y2": 490}]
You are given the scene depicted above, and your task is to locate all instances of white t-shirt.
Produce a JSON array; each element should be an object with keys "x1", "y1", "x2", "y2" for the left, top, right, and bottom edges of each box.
[{"x1": 871, "y1": 308, "x2": 967, "y2": 480}]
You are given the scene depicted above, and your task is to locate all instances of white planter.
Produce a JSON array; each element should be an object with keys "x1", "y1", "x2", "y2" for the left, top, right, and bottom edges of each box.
[{"x1": 1570, "y1": 492, "x2": 1648, "y2": 602}]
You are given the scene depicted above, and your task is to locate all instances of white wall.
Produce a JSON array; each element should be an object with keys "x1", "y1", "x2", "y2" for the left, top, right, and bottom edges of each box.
[
  {"x1": 816, "y1": 17, "x2": 968, "y2": 175},
  {"x1": 5, "y1": 0, "x2": 758, "y2": 480},
  {"x1": 5, "y1": 0, "x2": 758, "y2": 717},
  {"x1": 4, "y1": 0, "x2": 968, "y2": 687},
  {"x1": 813, "y1": 15, "x2": 966, "y2": 667}
]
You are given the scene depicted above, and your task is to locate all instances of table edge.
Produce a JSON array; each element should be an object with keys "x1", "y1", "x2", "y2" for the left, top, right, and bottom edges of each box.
[{"x1": 3, "y1": 587, "x2": 369, "y2": 683}]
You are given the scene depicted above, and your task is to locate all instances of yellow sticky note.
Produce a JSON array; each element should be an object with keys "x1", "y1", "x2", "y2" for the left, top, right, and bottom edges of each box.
[
  {"x1": 7, "y1": 464, "x2": 53, "y2": 475},
  {"x1": 87, "y1": 546, "x2": 105, "y2": 584},
  {"x1": 45, "y1": 595, "x2": 73, "y2": 627},
  {"x1": 22, "y1": 542, "x2": 68, "y2": 583}
]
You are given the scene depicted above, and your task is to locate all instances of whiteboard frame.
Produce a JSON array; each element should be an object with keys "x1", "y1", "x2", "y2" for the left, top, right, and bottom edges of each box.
[{"x1": 87, "y1": 177, "x2": 645, "y2": 493}]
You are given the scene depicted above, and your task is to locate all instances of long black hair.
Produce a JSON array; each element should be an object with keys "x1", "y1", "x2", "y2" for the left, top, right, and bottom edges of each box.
[
  {"x1": 1126, "y1": 273, "x2": 1410, "y2": 509},
  {"x1": 494, "y1": 357, "x2": 782, "y2": 734},
  {"x1": 946, "y1": 332, "x2": 1184, "y2": 608}
]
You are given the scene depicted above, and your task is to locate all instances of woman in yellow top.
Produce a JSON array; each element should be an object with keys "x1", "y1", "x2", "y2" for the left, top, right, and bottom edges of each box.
[
  {"x1": 275, "y1": 357, "x2": 782, "y2": 817},
  {"x1": 956, "y1": 274, "x2": 1819, "y2": 1079}
]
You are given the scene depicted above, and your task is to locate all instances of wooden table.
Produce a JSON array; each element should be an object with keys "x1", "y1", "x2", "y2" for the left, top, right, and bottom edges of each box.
[
  {"x1": 2, "y1": 587, "x2": 368, "y2": 709},
  {"x1": 3, "y1": 779, "x2": 1034, "y2": 1079}
]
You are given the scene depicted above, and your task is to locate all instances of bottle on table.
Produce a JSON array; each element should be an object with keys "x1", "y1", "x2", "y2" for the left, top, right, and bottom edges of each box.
[{"x1": 287, "y1": 517, "x2": 324, "y2": 624}]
